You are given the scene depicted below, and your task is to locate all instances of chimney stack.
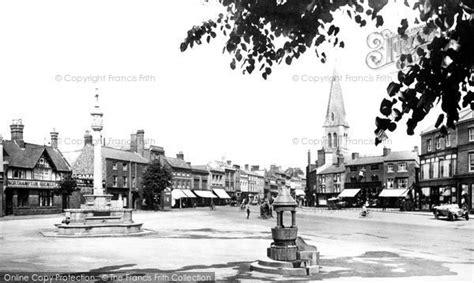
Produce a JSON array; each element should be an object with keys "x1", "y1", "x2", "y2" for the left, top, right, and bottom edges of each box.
[
  {"x1": 227, "y1": 160, "x2": 232, "y2": 166},
  {"x1": 10, "y1": 119, "x2": 25, "y2": 148},
  {"x1": 307, "y1": 150, "x2": 311, "y2": 166},
  {"x1": 186, "y1": 162, "x2": 191, "y2": 166},
  {"x1": 176, "y1": 151, "x2": 184, "y2": 160},
  {"x1": 233, "y1": 164, "x2": 241, "y2": 170},
  {"x1": 352, "y1": 152, "x2": 359, "y2": 160},
  {"x1": 383, "y1": 147, "x2": 391, "y2": 156},
  {"x1": 251, "y1": 165, "x2": 259, "y2": 171},
  {"x1": 84, "y1": 130, "x2": 93, "y2": 146},
  {"x1": 337, "y1": 155, "x2": 344, "y2": 166},
  {"x1": 50, "y1": 128, "x2": 59, "y2": 149},
  {"x1": 130, "y1": 133, "x2": 137, "y2": 152},
  {"x1": 245, "y1": 164, "x2": 249, "y2": 171},
  {"x1": 317, "y1": 149, "x2": 325, "y2": 167},
  {"x1": 136, "y1": 130, "x2": 145, "y2": 157}
]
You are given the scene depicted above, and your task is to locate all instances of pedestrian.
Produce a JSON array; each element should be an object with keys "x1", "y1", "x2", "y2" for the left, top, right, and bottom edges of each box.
[{"x1": 246, "y1": 203, "x2": 251, "y2": 219}]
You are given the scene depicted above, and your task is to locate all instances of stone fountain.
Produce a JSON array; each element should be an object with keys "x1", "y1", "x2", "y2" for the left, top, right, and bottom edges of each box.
[
  {"x1": 250, "y1": 187, "x2": 320, "y2": 276},
  {"x1": 53, "y1": 91, "x2": 144, "y2": 237}
]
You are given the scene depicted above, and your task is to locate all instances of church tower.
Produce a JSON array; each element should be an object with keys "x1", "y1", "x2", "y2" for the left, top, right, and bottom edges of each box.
[{"x1": 323, "y1": 70, "x2": 349, "y2": 154}]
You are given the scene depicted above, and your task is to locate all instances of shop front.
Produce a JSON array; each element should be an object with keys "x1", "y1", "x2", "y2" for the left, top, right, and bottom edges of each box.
[{"x1": 5, "y1": 179, "x2": 62, "y2": 215}]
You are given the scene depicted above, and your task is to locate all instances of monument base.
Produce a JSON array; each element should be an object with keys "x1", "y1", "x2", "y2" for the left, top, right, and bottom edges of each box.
[{"x1": 250, "y1": 258, "x2": 319, "y2": 276}]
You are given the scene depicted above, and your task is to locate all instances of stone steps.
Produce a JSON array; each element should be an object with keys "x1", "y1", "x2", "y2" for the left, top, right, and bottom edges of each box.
[{"x1": 250, "y1": 260, "x2": 319, "y2": 276}]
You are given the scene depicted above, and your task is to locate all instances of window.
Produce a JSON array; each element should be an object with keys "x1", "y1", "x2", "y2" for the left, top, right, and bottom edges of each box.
[
  {"x1": 371, "y1": 164, "x2": 379, "y2": 170},
  {"x1": 469, "y1": 128, "x2": 474, "y2": 142},
  {"x1": 132, "y1": 177, "x2": 136, "y2": 188},
  {"x1": 123, "y1": 163, "x2": 128, "y2": 171},
  {"x1": 445, "y1": 134, "x2": 451, "y2": 147},
  {"x1": 17, "y1": 190, "x2": 29, "y2": 207},
  {"x1": 113, "y1": 176, "x2": 118, "y2": 187},
  {"x1": 397, "y1": 178, "x2": 408, "y2": 189},
  {"x1": 39, "y1": 191, "x2": 53, "y2": 207},
  {"x1": 327, "y1": 133, "x2": 332, "y2": 148},
  {"x1": 469, "y1": 153, "x2": 474, "y2": 172},
  {"x1": 421, "y1": 163, "x2": 430, "y2": 180},
  {"x1": 398, "y1": 162, "x2": 407, "y2": 172},
  {"x1": 387, "y1": 178, "x2": 394, "y2": 189},
  {"x1": 435, "y1": 137, "x2": 441, "y2": 149},
  {"x1": 321, "y1": 176, "x2": 326, "y2": 184},
  {"x1": 123, "y1": 177, "x2": 128, "y2": 187},
  {"x1": 427, "y1": 139, "x2": 432, "y2": 151},
  {"x1": 371, "y1": 175, "x2": 379, "y2": 181},
  {"x1": 387, "y1": 164, "x2": 394, "y2": 173},
  {"x1": 350, "y1": 166, "x2": 357, "y2": 172},
  {"x1": 433, "y1": 158, "x2": 439, "y2": 178},
  {"x1": 112, "y1": 162, "x2": 117, "y2": 170},
  {"x1": 334, "y1": 184, "x2": 341, "y2": 192},
  {"x1": 331, "y1": 112, "x2": 335, "y2": 121},
  {"x1": 13, "y1": 170, "x2": 25, "y2": 179}
]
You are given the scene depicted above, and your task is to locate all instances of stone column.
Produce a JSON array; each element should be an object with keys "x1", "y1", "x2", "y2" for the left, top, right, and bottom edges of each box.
[{"x1": 93, "y1": 130, "x2": 103, "y2": 196}]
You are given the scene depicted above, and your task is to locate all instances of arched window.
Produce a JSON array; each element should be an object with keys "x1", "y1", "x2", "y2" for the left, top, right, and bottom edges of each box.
[
  {"x1": 331, "y1": 112, "x2": 335, "y2": 121},
  {"x1": 333, "y1": 133, "x2": 338, "y2": 148},
  {"x1": 327, "y1": 133, "x2": 332, "y2": 148}
]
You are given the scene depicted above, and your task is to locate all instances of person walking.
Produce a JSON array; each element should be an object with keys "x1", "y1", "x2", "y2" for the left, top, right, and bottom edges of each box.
[{"x1": 246, "y1": 203, "x2": 251, "y2": 219}]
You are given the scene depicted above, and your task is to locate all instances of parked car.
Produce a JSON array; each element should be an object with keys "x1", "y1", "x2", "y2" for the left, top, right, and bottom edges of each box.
[{"x1": 433, "y1": 204, "x2": 469, "y2": 221}]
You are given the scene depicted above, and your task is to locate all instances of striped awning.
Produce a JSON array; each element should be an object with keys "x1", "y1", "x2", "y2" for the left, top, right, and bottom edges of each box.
[
  {"x1": 182, "y1": 189, "x2": 196, "y2": 198},
  {"x1": 171, "y1": 189, "x2": 187, "y2": 200},
  {"x1": 378, "y1": 188, "x2": 409, "y2": 197},
  {"x1": 193, "y1": 190, "x2": 217, "y2": 198},
  {"x1": 338, "y1": 189, "x2": 361, "y2": 198},
  {"x1": 212, "y1": 188, "x2": 231, "y2": 199}
]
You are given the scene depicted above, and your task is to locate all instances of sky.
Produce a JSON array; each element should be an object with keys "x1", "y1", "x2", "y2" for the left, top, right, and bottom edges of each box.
[{"x1": 0, "y1": 0, "x2": 437, "y2": 170}]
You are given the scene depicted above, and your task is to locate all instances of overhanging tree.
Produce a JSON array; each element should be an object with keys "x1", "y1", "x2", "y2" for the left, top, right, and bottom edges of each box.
[
  {"x1": 143, "y1": 160, "x2": 173, "y2": 209},
  {"x1": 181, "y1": 0, "x2": 474, "y2": 141}
]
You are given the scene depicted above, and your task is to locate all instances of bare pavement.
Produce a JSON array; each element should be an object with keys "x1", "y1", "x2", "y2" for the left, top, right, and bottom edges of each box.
[{"x1": 0, "y1": 206, "x2": 473, "y2": 282}]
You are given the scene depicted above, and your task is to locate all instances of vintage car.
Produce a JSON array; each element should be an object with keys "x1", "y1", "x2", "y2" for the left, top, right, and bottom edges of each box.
[{"x1": 433, "y1": 204, "x2": 469, "y2": 221}]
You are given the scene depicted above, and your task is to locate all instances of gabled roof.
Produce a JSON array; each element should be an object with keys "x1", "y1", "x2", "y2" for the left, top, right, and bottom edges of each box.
[
  {"x1": 323, "y1": 70, "x2": 349, "y2": 128},
  {"x1": 318, "y1": 164, "x2": 346, "y2": 175},
  {"x1": 2, "y1": 140, "x2": 71, "y2": 172},
  {"x1": 161, "y1": 156, "x2": 191, "y2": 170}
]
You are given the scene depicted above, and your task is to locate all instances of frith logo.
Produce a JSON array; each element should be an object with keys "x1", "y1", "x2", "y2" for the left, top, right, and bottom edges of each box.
[{"x1": 366, "y1": 25, "x2": 438, "y2": 70}]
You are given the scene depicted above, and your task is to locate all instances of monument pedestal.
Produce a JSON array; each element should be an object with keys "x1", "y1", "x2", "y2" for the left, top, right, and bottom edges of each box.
[{"x1": 55, "y1": 194, "x2": 144, "y2": 237}]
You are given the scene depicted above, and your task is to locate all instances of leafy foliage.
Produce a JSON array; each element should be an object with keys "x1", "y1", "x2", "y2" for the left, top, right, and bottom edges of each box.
[
  {"x1": 182, "y1": 0, "x2": 474, "y2": 142},
  {"x1": 142, "y1": 160, "x2": 173, "y2": 209},
  {"x1": 375, "y1": 0, "x2": 474, "y2": 144},
  {"x1": 55, "y1": 173, "x2": 77, "y2": 197},
  {"x1": 181, "y1": 0, "x2": 386, "y2": 79}
]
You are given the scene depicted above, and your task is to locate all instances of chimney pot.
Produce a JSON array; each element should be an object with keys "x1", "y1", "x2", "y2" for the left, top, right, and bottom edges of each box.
[
  {"x1": 84, "y1": 130, "x2": 93, "y2": 146},
  {"x1": 383, "y1": 147, "x2": 391, "y2": 156},
  {"x1": 176, "y1": 151, "x2": 184, "y2": 160}
]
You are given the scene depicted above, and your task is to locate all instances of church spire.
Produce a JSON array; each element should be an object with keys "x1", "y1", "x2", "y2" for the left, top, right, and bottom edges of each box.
[{"x1": 323, "y1": 70, "x2": 349, "y2": 128}]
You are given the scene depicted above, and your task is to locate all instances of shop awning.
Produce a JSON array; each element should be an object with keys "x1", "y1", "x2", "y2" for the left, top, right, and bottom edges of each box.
[
  {"x1": 338, "y1": 189, "x2": 361, "y2": 198},
  {"x1": 182, "y1": 189, "x2": 196, "y2": 198},
  {"x1": 171, "y1": 189, "x2": 187, "y2": 200},
  {"x1": 295, "y1": 189, "x2": 305, "y2": 196},
  {"x1": 212, "y1": 188, "x2": 231, "y2": 199},
  {"x1": 193, "y1": 190, "x2": 217, "y2": 198},
  {"x1": 378, "y1": 188, "x2": 409, "y2": 197}
]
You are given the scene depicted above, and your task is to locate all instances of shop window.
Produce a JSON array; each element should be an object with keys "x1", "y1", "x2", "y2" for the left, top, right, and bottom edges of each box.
[
  {"x1": 17, "y1": 190, "x2": 29, "y2": 207},
  {"x1": 39, "y1": 191, "x2": 53, "y2": 207}
]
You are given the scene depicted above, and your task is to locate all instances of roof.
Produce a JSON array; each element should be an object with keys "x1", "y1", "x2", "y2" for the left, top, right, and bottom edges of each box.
[
  {"x1": 421, "y1": 108, "x2": 474, "y2": 135},
  {"x1": 191, "y1": 165, "x2": 209, "y2": 174},
  {"x1": 102, "y1": 146, "x2": 149, "y2": 163},
  {"x1": 69, "y1": 144, "x2": 148, "y2": 176},
  {"x1": 346, "y1": 150, "x2": 419, "y2": 166},
  {"x1": 2, "y1": 140, "x2": 71, "y2": 172},
  {"x1": 161, "y1": 156, "x2": 191, "y2": 170},
  {"x1": 323, "y1": 70, "x2": 349, "y2": 128},
  {"x1": 318, "y1": 164, "x2": 346, "y2": 175}
]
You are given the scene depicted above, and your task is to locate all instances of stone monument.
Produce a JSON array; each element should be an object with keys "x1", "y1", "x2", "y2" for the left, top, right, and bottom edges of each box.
[
  {"x1": 250, "y1": 187, "x2": 320, "y2": 276},
  {"x1": 54, "y1": 90, "x2": 144, "y2": 236}
]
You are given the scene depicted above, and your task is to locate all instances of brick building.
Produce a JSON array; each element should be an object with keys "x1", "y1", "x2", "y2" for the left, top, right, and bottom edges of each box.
[
  {"x1": 418, "y1": 109, "x2": 474, "y2": 212},
  {"x1": 1, "y1": 120, "x2": 71, "y2": 216}
]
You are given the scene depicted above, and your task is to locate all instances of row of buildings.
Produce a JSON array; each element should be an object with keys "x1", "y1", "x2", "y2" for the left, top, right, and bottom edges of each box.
[
  {"x1": 0, "y1": 115, "x2": 305, "y2": 216},
  {"x1": 305, "y1": 72, "x2": 473, "y2": 212}
]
